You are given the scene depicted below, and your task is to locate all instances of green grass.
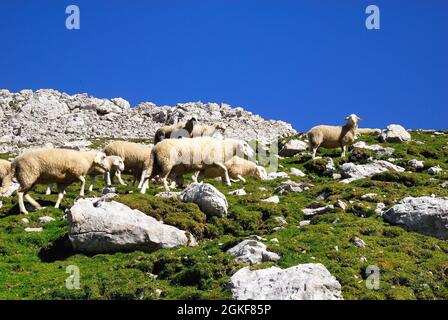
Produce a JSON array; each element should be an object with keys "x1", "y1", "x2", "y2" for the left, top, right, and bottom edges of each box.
[{"x1": 0, "y1": 131, "x2": 448, "y2": 299}]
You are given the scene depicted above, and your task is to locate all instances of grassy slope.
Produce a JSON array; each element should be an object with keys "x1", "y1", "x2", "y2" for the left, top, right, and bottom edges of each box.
[{"x1": 0, "y1": 131, "x2": 448, "y2": 300}]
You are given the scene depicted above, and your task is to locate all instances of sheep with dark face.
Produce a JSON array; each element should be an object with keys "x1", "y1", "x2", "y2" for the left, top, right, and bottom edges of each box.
[{"x1": 308, "y1": 114, "x2": 362, "y2": 159}]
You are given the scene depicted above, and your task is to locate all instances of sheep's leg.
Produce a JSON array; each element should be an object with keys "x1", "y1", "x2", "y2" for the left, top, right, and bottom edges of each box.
[
  {"x1": 17, "y1": 192, "x2": 28, "y2": 214},
  {"x1": 137, "y1": 169, "x2": 147, "y2": 189},
  {"x1": 216, "y1": 163, "x2": 231, "y2": 186},
  {"x1": 341, "y1": 145, "x2": 347, "y2": 158},
  {"x1": 25, "y1": 194, "x2": 42, "y2": 210},
  {"x1": 45, "y1": 184, "x2": 52, "y2": 195},
  {"x1": 175, "y1": 175, "x2": 184, "y2": 188},
  {"x1": 78, "y1": 176, "x2": 86, "y2": 197},
  {"x1": 197, "y1": 171, "x2": 205, "y2": 183},
  {"x1": 191, "y1": 171, "x2": 199, "y2": 183},
  {"x1": 116, "y1": 170, "x2": 126, "y2": 185},
  {"x1": 312, "y1": 147, "x2": 318, "y2": 159},
  {"x1": 140, "y1": 178, "x2": 149, "y2": 194},
  {"x1": 54, "y1": 184, "x2": 67, "y2": 209},
  {"x1": 106, "y1": 171, "x2": 112, "y2": 186},
  {"x1": 236, "y1": 174, "x2": 246, "y2": 183}
]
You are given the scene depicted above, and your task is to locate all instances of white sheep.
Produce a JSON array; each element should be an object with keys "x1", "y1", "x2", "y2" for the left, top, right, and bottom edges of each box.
[
  {"x1": 356, "y1": 128, "x2": 381, "y2": 137},
  {"x1": 0, "y1": 159, "x2": 12, "y2": 194},
  {"x1": 5, "y1": 149, "x2": 107, "y2": 214},
  {"x1": 192, "y1": 155, "x2": 267, "y2": 183},
  {"x1": 140, "y1": 137, "x2": 255, "y2": 193},
  {"x1": 308, "y1": 114, "x2": 361, "y2": 159},
  {"x1": 191, "y1": 122, "x2": 227, "y2": 138},
  {"x1": 104, "y1": 141, "x2": 152, "y2": 188},
  {"x1": 154, "y1": 117, "x2": 197, "y2": 144}
]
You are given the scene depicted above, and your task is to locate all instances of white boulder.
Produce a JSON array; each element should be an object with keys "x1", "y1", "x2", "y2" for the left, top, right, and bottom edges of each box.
[
  {"x1": 179, "y1": 183, "x2": 228, "y2": 217},
  {"x1": 380, "y1": 124, "x2": 411, "y2": 143},
  {"x1": 226, "y1": 240, "x2": 280, "y2": 265}
]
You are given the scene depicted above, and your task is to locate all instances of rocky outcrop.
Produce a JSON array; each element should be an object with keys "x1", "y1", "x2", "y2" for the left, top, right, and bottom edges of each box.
[
  {"x1": 179, "y1": 183, "x2": 228, "y2": 217},
  {"x1": 0, "y1": 89, "x2": 296, "y2": 153},
  {"x1": 228, "y1": 263, "x2": 343, "y2": 300},
  {"x1": 383, "y1": 196, "x2": 448, "y2": 240},
  {"x1": 226, "y1": 240, "x2": 280, "y2": 265},
  {"x1": 380, "y1": 124, "x2": 411, "y2": 143},
  {"x1": 279, "y1": 139, "x2": 308, "y2": 157},
  {"x1": 340, "y1": 160, "x2": 405, "y2": 183},
  {"x1": 67, "y1": 198, "x2": 196, "y2": 253}
]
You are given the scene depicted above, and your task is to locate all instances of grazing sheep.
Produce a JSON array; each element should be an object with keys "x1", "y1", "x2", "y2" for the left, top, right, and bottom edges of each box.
[
  {"x1": 88, "y1": 155, "x2": 125, "y2": 192},
  {"x1": 6, "y1": 149, "x2": 107, "y2": 214},
  {"x1": 0, "y1": 159, "x2": 12, "y2": 194},
  {"x1": 140, "y1": 137, "x2": 255, "y2": 193},
  {"x1": 104, "y1": 141, "x2": 152, "y2": 188},
  {"x1": 154, "y1": 117, "x2": 197, "y2": 144},
  {"x1": 193, "y1": 156, "x2": 268, "y2": 183},
  {"x1": 356, "y1": 128, "x2": 381, "y2": 137},
  {"x1": 191, "y1": 122, "x2": 227, "y2": 138},
  {"x1": 308, "y1": 114, "x2": 361, "y2": 159}
]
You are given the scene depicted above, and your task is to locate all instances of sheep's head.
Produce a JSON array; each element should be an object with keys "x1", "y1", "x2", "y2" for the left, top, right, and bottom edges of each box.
[
  {"x1": 112, "y1": 157, "x2": 125, "y2": 171},
  {"x1": 93, "y1": 152, "x2": 108, "y2": 170},
  {"x1": 254, "y1": 166, "x2": 268, "y2": 180},
  {"x1": 345, "y1": 114, "x2": 362, "y2": 127}
]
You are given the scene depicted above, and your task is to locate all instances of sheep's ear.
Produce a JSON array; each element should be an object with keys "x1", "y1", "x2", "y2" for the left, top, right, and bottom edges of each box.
[{"x1": 345, "y1": 116, "x2": 350, "y2": 120}]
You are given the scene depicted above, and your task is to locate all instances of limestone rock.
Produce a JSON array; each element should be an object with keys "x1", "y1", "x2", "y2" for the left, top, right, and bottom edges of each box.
[
  {"x1": 226, "y1": 240, "x2": 280, "y2": 265},
  {"x1": 179, "y1": 183, "x2": 228, "y2": 217}
]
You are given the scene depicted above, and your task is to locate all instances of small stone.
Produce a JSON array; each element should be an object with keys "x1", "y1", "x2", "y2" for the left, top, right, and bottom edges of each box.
[
  {"x1": 361, "y1": 193, "x2": 377, "y2": 200},
  {"x1": 274, "y1": 216, "x2": 287, "y2": 225},
  {"x1": 332, "y1": 173, "x2": 342, "y2": 180},
  {"x1": 262, "y1": 196, "x2": 280, "y2": 203},
  {"x1": 25, "y1": 227, "x2": 43, "y2": 232},
  {"x1": 290, "y1": 167, "x2": 306, "y2": 177},
  {"x1": 228, "y1": 188, "x2": 247, "y2": 196},
  {"x1": 360, "y1": 256, "x2": 368, "y2": 262},
  {"x1": 428, "y1": 165, "x2": 443, "y2": 175},
  {"x1": 336, "y1": 200, "x2": 347, "y2": 211},
  {"x1": 298, "y1": 220, "x2": 311, "y2": 227},
  {"x1": 21, "y1": 218, "x2": 29, "y2": 224},
  {"x1": 302, "y1": 205, "x2": 334, "y2": 217},
  {"x1": 270, "y1": 238, "x2": 279, "y2": 243},
  {"x1": 155, "y1": 289, "x2": 163, "y2": 298},
  {"x1": 38, "y1": 216, "x2": 55, "y2": 224},
  {"x1": 350, "y1": 237, "x2": 366, "y2": 248}
]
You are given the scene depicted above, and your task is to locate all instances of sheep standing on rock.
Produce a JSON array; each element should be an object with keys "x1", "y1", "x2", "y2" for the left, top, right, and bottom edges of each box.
[
  {"x1": 140, "y1": 137, "x2": 255, "y2": 193},
  {"x1": 0, "y1": 159, "x2": 12, "y2": 194},
  {"x1": 192, "y1": 155, "x2": 267, "y2": 183},
  {"x1": 308, "y1": 114, "x2": 361, "y2": 159},
  {"x1": 4, "y1": 149, "x2": 107, "y2": 214},
  {"x1": 154, "y1": 117, "x2": 197, "y2": 144},
  {"x1": 104, "y1": 141, "x2": 152, "y2": 188}
]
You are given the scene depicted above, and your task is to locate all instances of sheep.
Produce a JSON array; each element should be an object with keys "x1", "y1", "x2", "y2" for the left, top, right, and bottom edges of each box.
[
  {"x1": 190, "y1": 122, "x2": 227, "y2": 138},
  {"x1": 192, "y1": 155, "x2": 268, "y2": 183},
  {"x1": 356, "y1": 128, "x2": 381, "y2": 137},
  {"x1": 5, "y1": 149, "x2": 107, "y2": 214},
  {"x1": 307, "y1": 114, "x2": 361, "y2": 159},
  {"x1": 140, "y1": 137, "x2": 256, "y2": 193},
  {"x1": 0, "y1": 159, "x2": 12, "y2": 194},
  {"x1": 45, "y1": 155, "x2": 125, "y2": 194},
  {"x1": 103, "y1": 141, "x2": 152, "y2": 188},
  {"x1": 154, "y1": 117, "x2": 197, "y2": 144}
]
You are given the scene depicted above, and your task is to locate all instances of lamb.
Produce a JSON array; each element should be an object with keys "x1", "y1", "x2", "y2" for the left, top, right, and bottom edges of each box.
[
  {"x1": 192, "y1": 156, "x2": 268, "y2": 183},
  {"x1": 0, "y1": 159, "x2": 12, "y2": 194},
  {"x1": 307, "y1": 114, "x2": 361, "y2": 159},
  {"x1": 103, "y1": 141, "x2": 153, "y2": 188},
  {"x1": 140, "y1": 137, "x2": 256, "y2": 193},
  {"x1": 4, "y1": 149, "x2": 107, "y2": 214},
  {"x1": 154, "y1": 117, "x2": 197, "y2": 144}
]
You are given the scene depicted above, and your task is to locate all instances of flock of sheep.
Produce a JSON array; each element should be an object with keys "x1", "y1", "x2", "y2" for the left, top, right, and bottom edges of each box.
[{"x1": 0, "y1": 114, "x2": 369, "y2": 215}]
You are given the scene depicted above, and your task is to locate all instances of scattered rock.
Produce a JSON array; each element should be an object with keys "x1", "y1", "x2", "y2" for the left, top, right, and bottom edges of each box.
[
  {"x1": 375, "y1": 202, "x2": 386, "y2": 215},
  {"x1": 350, "y1": 237, "x2": 366, "y2": 248},
  {"x1": 262, "y1": 195, "x2": 280, "y2": 204},
  {"x1": 302, "y1": 205, "x2": 334, "y2": 217},
  {"x1": 21, "y1": 218, "x2": 29, "y2": 224},
  {"x1": 228, "y1": 263, "x2": 343, "y2": 300},
  {"x1": 67, "y1": 198, "x2": 197, "y2": 253},
  {"x1": 228, "y1": 188, "x2": 247, "y2": 196},
  {"x1": 298, "y1": 220, "x2": 311, "y2": 227},
  {"x1": 340, "y1": 160, "x2": 405, "y2": 183},
  {"x1": 428, "y1": 165, "x2": 443, "y2": 175},
  {"x1": 266, "y1": 172, "x2": 289, "y2": 180},
  {"x1": 332, "y1": 173, "x2": 342, "y2": 180},
  {"x1": 155, "y1": 191, "x2": 181, "y2": 198},
  {"x1": 25, "y1": 227, "x2": 43, "y2": 232},
  {"x1": 179, "y1": 183, "x2": 228, "y2": 217},
  {"x1": 361, "y1": 193, "x2": 377, "y2": 200},
  {"x1": 275, "y1": 180, "x2": 312, "y2": 194},
  {"x1": 383, "y1": 196, "x2": 448, "y2": 240},
  {"x1": 274, "y1": 216, "x2": 287, "y2": 225},
  {"x1": 1, "y1": 182, "x2": 19, "y2": 197},
  {"x1": 38, "y1": 216, "x2": 55, "y2": 224},
  {"x1": 408, "y1": 159, "x2": 424, "y2": 170},
  {"x1": 279, "y1": 139, "x2": 308, "y2": 157},
  {"x1": 380, "y1": 124, "x2": 411, "y2": 143},
  {"x1": 226, "y1": 240, "x2": 280, "y2": 265},
  {"x1": 336, "y1": 200, "x2": 347, "y2": 211},
  {"x1": 290, "y1": 167, "x2": 306, "y2": 177},
  {"x1": 441, "y1": 181, "x2": 448, "y2": 188},
  {"x1": 101, "y1": 187, "x2": 116, "y2": 195},
  {"x1": 352, "y1": 141, "x2": 395, "y2": 157}
]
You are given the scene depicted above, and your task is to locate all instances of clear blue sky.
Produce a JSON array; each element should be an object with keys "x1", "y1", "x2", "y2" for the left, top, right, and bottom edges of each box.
[{"x1": 1, "y1": 0, "x2": 447, "y2": 131}]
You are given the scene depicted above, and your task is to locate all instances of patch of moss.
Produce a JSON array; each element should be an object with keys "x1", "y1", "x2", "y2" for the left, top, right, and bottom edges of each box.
[{"x1": 371, "y1": 171, "x2": 430, "y2": 187}]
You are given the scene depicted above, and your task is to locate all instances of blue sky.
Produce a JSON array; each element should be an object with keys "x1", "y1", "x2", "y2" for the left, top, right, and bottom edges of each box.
[{"x1": 0, "y1": 0, "x2": 447, "y2": 131}]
